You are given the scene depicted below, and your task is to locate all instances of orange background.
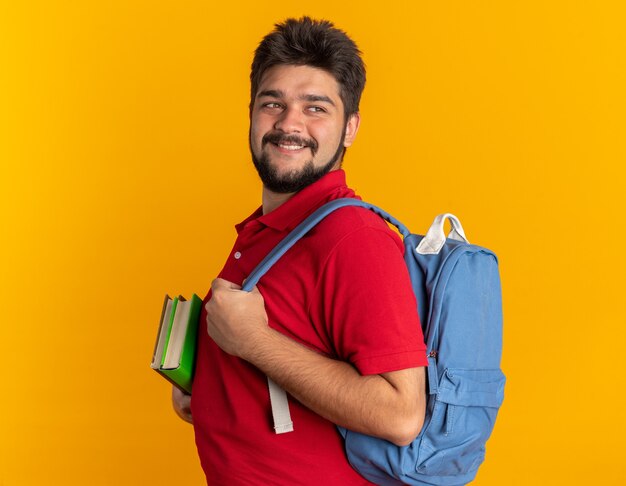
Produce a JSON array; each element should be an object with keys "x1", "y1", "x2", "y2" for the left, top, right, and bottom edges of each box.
[{"x1": 1, "y1": 1, "x2": 624, "y2": 485}]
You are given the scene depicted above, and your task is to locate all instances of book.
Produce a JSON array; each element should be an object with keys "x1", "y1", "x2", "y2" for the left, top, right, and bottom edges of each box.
[{"x1": 151, "y1": 293, "x2": 202, "y2": 394}]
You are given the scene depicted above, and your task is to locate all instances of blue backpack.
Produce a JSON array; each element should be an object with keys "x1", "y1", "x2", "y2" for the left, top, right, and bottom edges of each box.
[{"x1": 243, "y1": 199, "x2": 505, "y2": 486}]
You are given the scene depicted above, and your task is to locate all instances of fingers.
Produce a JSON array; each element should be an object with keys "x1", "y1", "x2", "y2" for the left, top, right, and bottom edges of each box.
[
  {"x1": 171, "y1": 386, "x2": 193, "y2": 424},
  {"x1": 172, "y1": 385, "x2": 190, "y2": 400},
  {"x1": 211, "y1": 277, "x2": 243, "y2": 292}
]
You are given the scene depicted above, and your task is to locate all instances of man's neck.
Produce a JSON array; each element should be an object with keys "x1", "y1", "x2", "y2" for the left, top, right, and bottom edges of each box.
[{"x1": 262, "y1": 187, "x2": 296, "y2": 215}]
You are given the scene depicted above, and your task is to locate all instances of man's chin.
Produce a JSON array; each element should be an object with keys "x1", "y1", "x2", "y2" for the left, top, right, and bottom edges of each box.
[
  {"x1": 257, "y1": 166, "x2": 322, "y2": 194},
  {"x1": 252, "y1": 147, "x2": 341, "y2": 194},
  {"x1": 271, "y1": 164, "x2": 313, "y2": 179},
  {"x1": 259, "y1": 156, "x2": 315, "y2": 179}
]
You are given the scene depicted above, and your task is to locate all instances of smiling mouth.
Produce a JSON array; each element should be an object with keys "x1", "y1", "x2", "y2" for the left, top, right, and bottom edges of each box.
[
  {"x1": 275, "y1": 143, "x2": 306, "y2": 151},
  {"x1": 263, "y1": 132, "x2": 317, "y2": 155}
]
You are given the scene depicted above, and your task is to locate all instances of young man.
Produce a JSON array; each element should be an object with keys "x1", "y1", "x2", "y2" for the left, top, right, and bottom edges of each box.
[{"x1": 174, "y1": 17, "x2": 428, "y2": 485}]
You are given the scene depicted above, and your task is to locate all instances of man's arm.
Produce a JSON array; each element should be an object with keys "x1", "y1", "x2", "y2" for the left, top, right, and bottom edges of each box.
[{"x1": 206, "y1": 278, "x2": 426, "y2": 446}]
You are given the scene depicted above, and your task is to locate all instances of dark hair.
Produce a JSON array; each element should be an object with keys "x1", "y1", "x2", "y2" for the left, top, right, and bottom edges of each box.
[{"x1": 250, "y1": 16, "x2": 366, "y2": 119}]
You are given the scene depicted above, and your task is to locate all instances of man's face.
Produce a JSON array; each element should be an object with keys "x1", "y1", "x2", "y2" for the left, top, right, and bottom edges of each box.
[{"x1": 249, "y1": 64, "x2": 360, "y2": 193}]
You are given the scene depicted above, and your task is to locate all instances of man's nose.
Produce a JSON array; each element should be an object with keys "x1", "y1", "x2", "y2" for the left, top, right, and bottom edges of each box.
[{"x1": 274, "y1": 106, "x2": 304, "y2": 133}]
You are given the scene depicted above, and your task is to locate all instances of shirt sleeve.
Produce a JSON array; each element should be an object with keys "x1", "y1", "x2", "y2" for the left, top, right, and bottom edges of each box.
[{"x1": 309, "y1": 225, "x2": 428, "y2": 375}]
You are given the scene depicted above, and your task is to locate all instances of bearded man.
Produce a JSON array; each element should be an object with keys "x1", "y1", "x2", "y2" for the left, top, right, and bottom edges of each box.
[{"x1": 173, "y1": 16, "x2": 427, "y2": 485}]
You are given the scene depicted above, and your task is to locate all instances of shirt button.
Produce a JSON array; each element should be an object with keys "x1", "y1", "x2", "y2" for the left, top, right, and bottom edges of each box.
[{"x1": 234, "y1": 251, "x2": 242, "y2": 260}]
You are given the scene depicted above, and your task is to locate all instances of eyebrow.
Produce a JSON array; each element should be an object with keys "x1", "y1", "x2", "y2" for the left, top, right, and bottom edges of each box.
[
  {"x1": 257, "y1": 90, "x2": 336, "y2": 107},
  {"x1": 302, "y1": 94, "x2": 336, "y2": 106}
]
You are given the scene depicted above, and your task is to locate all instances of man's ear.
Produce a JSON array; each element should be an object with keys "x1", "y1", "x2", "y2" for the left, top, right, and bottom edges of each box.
[{"x1": 343, "y1": 112, "x2": 361, "y2": 148}]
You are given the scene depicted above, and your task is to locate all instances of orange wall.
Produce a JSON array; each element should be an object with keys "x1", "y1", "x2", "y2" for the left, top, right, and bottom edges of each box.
[{"x1": 1, "y1": 1, "x2": 625, "y2": 484}]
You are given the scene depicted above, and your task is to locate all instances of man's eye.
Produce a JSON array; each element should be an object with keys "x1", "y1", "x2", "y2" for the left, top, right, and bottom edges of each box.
[
  {"x1": 307, "y1": 106, "x2": 326, "y2": 113},
  {"x1": 263, "y1": 102, "x2": 282, "y2": 109}
]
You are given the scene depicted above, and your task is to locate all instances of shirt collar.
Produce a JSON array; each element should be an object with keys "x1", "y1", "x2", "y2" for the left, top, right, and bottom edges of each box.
[{"x1": 235, "y1": 169, "x2": 352, "y2": 234}]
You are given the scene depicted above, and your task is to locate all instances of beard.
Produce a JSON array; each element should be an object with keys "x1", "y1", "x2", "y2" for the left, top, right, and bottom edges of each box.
[{"x1": 250, "y1": 129, "x2": 346, "y2": 194}]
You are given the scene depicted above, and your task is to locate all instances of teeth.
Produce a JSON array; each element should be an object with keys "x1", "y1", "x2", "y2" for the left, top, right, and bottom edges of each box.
[{"x1": 278, "y1": 144, "x2": 304, "y2": 150}]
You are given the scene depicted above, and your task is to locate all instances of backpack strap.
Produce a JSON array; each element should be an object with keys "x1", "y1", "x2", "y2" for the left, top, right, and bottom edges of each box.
[
  {"x1": 241, "y1": 198, "x2": 410, "y2": 434},
  {"x1": 243, "y1": 198, "x2": 410, "y2": 291}
]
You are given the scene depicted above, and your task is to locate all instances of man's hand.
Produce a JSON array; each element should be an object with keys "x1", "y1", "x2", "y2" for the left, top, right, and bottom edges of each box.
[
  {"x1": 172, "y1": 386, "x2": 193, "y2": 424},
  {"x1": 205, "y1": 278, "x2": 271, "y2": 359},
  {"x1": 204, "y1": 277, "x2": 425, "y2": 446}
]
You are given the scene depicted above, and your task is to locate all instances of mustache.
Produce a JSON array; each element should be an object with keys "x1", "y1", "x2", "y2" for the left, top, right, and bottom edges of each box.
[{"x1": 262, "y1": 132, "x2": 318, "y2": 155}]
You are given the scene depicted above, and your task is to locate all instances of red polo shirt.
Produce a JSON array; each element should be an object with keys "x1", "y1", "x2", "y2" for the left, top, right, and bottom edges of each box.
[{"x1": 191, "y1": 170, "x2": 427, "y2": 485}]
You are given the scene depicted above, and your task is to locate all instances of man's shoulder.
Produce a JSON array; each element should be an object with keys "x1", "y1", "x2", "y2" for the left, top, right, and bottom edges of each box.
[
  {"x1": 306, "y1": 204, "x2": 403, "y2": 254},
  {"x1": 320, "y1": 204, "x2": 387, "y2": 229}
]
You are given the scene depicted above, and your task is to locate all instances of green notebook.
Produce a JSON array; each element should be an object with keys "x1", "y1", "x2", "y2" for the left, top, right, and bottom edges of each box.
[{"x1": 150, "y1": 294, "x2": 202, "y2": 394}]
